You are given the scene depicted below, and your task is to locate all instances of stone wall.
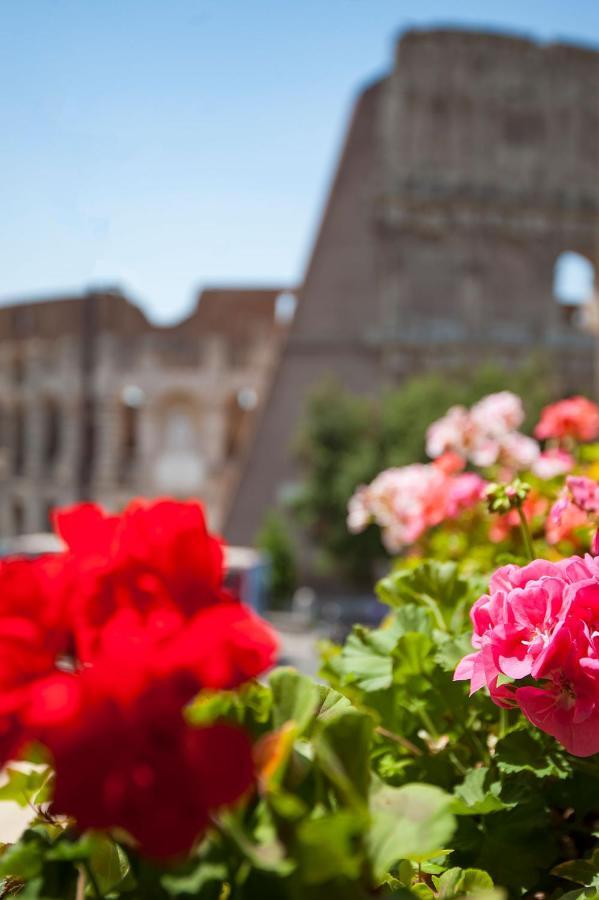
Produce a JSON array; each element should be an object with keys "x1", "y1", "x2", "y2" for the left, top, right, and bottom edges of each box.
[{"x1": 0, "y1": 288, "x2": 290, "y2": 537}]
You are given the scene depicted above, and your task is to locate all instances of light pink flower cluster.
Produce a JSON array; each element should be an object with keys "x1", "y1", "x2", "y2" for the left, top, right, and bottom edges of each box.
[
  {"x1": 347, "y1": 463, "x2": 485, "y2": 552},
  {"x1": 426, "y1": 392, "x2": 539, "y2": 470},
  {"x1": 531, "y1": 448, "x2": 574, "y2": 480},
  {"x1": 455, "y1": 556, "x2": 599, "y2": 756}
]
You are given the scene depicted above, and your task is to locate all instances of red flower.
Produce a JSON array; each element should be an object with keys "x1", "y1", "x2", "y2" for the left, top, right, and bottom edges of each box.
[
  {"x1": 29, "y1": 666, "x2": 254, "y2": 858},
  {"x1": 53, "y1": 499, "x2": 230, "y2": 660},
  {"x1": 0, "y1": 556, "x2": 70, "y2": 763},
  {"x1": 0, "y1": 497, "x2": 278, "y2": 858}
]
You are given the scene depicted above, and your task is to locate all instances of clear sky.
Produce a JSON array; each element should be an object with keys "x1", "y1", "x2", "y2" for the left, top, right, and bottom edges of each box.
[{"x1": 2, "y1": 0, "x2": 599, "y2": 323}]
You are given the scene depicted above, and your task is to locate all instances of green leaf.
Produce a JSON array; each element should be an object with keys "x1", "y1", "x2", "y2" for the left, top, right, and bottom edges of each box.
[
  {"x1": 434, "y1": 632, "x2": 475, "y2": 672},
  {"x1": 368, "y1": 782, "x2": 455, "y2": 879},
  {"x1": 296, "y1": 811, "x2": 366, "y2": 884},
  {"x1": 269, "y1": 667, "x2": 319, "y2": 735},
  {"x1": 377, "y1": 561, "x2": 482, "y2": 631},
  {"x1": 494, "y1": 728, "x2": 572, "y2": 780},
  {"x1": 0, "y1": 766, "x2": 52, "y2": 809},
  {"x1": 437, "y1": 867, "x2": 494, "y2": 899},
  {"x1": 553, "y1": 848, "x2": 599, "y2": 887},
  {"x1": 314, "y1": 709, "x2": 373, "y2": 804},
  {"x1": 452, "y1": 769, "x2": 509, "y2": 815},
  {"x1": 162, "y1": 860, "x2": 228, "y2": 897},
  {"x1": 336, "y1": 624, "x2": 398, "y2": 692},
  {"x1": 393, "y1": 633, "x2": 434, "y2": 681},
  {"x1": 0, "y1": 832, "x2": 48, "y2": 880},
  {"x1": 314, "y1": 685, "x2": 352, "y2": 721}
]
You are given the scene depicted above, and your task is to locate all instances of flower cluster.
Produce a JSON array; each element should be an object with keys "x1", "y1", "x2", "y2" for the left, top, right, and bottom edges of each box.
[
  {"x1": 548, "y1": 475, "x2": 599, "y2": 548},
  {"x1": 454, "y1": 556, "x2": 599, "y2": 756},
  {"x1": 0, "y1": 499, "x2": 278, "y2": 858},
  {"x1": 347, "y1": 462, "x2": 485, "y2": 552},
  {"x1": 426, "y1": 391, "x2": 540, "y2": 471},
  {"x1": 535, "y1": 395, "x2": 599, "y2": 443}
]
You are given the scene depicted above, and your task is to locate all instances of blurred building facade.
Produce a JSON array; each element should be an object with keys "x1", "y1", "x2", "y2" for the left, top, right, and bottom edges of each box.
[
  {"x1": 227, "y1": 28, "x2": 599, "y2": 544},
  {"x1": 0, "y1": 287, "x2": 293, "y2": 536}
]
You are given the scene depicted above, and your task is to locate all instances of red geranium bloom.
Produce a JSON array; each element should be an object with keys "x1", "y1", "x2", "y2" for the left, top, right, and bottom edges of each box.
[
  {"x1": 0, "y1": 497, "x2": 278, "y2": 858},
  {"x1": 29, "y1": 663, "x2": 254, "y2": 859},
  {"x1": 0, "y1": 556, "x2": 70, "y2": 763},
  {"x1": 54, "y1": 499, "x2": 235, "y2": 660}
]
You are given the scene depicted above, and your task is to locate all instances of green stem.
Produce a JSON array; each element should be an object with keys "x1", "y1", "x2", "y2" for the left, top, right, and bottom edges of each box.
[
  {"x1": 516, "y1": 506, "x2": 535, "y2": 562},
  {"x1": 499, "y1": 707, "x2": 508, "y2": 739},
  {"x1": 418, "y1": 708, "x2": 439, "y2": 739},
  {"x1": 83, "y1": 861, "x2": 104, "y2": 899}
]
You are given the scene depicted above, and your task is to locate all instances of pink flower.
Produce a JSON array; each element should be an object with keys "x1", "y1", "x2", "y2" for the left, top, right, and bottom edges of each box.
[
  {"x1": 546, "y1": 501, "x2": 588, "y2": 546},
  {"x1": 516, "y1": 625, "x2": 599, "y2": 757},
  {"x1": 566, "y1": 476, "x2": 599, "y2": 514},
  {"x1": 426, "y1": 392, "x2": 538, "y2": 472},
  {"x1": 535, "y1": 396, "x2": 599, "y2": 443},
  {"x1": 446, "y1": 473, "x2": 486, "y2": 517},
  {"x1": 426, "y1": 406, "x2": 470, "y2": 459},
  {"x1": 432, "y1": 451, "x2": 466, "y2": 475},
  {"x1": 470, "y1": 391, "x2": 524, "y2": 437},
  {"x1": 497, "y1": 432, "x2": 540, "y2": 470},
  {"x1": 532, "y1": 449, "x2": 574, "y2": 480},
  {"x1": 455, "y1": 555, "x2": 599, "y2": 756},
  {"x1": 347, "y1": 464, "x2": 484, "y2": 552},
  {"x1": 547, "y1": 476, "x2": 599, "y2": 547}
]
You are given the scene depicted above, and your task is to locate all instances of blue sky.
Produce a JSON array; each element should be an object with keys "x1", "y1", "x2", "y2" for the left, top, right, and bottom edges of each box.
[{"x1": 2, "y1": 1, "x2": 599, "y2": 323}]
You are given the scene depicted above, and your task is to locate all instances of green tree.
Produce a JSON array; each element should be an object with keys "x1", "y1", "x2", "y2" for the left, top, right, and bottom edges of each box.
[
  {"x1": 257, "y1": 511, "x2": 298, "y2": 608},
  {"x1": 291, "y1": 359, "x2": 555, "y2": 583}
]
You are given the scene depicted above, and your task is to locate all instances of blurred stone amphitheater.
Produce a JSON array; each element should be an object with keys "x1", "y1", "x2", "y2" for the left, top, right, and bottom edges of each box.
[{"x1": 0, "y1": 288, "x2": 294, "y2": 537}]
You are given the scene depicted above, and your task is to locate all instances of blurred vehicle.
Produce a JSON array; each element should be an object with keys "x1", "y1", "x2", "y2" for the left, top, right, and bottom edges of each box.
[
  {"x1": 224, "y1": 546, "x2": 270, "y2": 613},
  {"x1": 0, "y1": 533, "x2": 65, "y2": 559}
]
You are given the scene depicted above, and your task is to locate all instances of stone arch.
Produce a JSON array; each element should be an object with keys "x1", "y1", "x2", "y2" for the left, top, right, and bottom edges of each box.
[
  {"x1": 42, "y1": 396, "x2": 61, "y2": 471},
  {"x1": 12, "y1": 403, "x2": 24, "y2": 476},
  {"x1": 117, "y1": 387, "x2": 144, "y2": 485},
  {"x1": 553, "y1": 251, "x2": 596, "y2": 327},
  {"x1": 152, "y1": 392, "x2": 205, "y2": 497}
]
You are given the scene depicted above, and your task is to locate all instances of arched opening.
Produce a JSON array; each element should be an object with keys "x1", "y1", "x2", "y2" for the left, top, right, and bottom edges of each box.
[
  {"x1": 274, "y1": 291, "x2": 297, "y2": 325},
  {"x1": 13, "y1": 405, "x2": 24, "y2": 476},
  {"x1": 118, "y1": 385, "x2": 144, "y2": 485},
  {"x1": 224, "y1": 388, "x2": 257, "y2": 460},
  {"x1": 42, "y1": 398, "x2": 61, "y2": 471},
  {"x1": 12, "y1": 498, "x2": 24, "y2": 536},
  {"x1": 553, "y1": 251, "x2": 595, "y2": 326},
  {"x1": 153, "y1": 396, "x2": 205, "y2": 496}
]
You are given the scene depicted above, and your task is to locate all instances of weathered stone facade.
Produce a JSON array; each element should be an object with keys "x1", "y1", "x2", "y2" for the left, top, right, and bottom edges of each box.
[
  {"x1": 0, "y1": 288, "x2": 291, "y2": 536},
  {"x1": 226, "y1": 29, "x2": 599, "y2": 545}
]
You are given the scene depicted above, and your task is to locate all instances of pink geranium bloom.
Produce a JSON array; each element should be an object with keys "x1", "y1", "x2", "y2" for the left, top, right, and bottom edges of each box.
[
  {"x1": 532, "y1": 449, "x2": 574, "y2": 480},
  {"x1": 535, "y1": 396, "x2": 599, "y2": 443},
  {"x1": 566, "y1": 476, "x2": 599, "y2": 514},
  {"x1": 347, "y1": 464, "x2": 484, "y2": 553},
  {"x1": 497, "y1": 432, "x2": 540, "y2": 470},
  {"x1": 516, "y1": 626, "x2": 599, "y2": 757},
  {"x1": 446, "y1": 473, "x2": 486, "y2": 517},
  {"x1": 426, "y1": 392, "x2": 539, "y2": 472},
  {"x1": 456, "y1": 554, "x2": 599, "y2": 756},
  {"x1": 546, "y1": 500, "x2": 589, "y2": 546},
  {"x1": 470, "y1": 391, "x2": 524, "y2": 437},
  {"x1": 426, "y1": 406, "x2": 470, "y2": 459},
  {"x1": 432, "y1": 451, "x2": 466, "y2": 475}
]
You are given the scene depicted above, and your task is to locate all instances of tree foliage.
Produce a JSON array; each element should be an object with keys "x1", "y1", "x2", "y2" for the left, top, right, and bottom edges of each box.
[{"x1": 292, "y1": 360, "x2": 554, "y2": 582}]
